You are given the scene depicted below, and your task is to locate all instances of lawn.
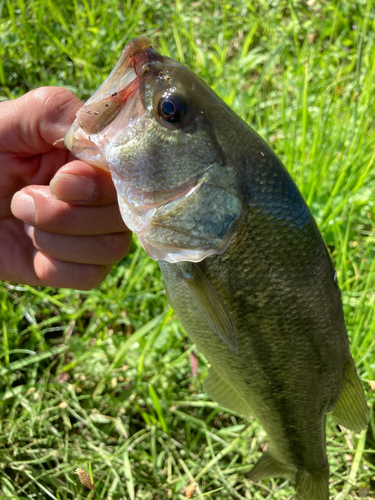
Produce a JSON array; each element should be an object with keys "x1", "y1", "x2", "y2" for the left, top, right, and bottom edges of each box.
[{"x1": 1, "y1": 0, "x2": 375, "y2": 499}]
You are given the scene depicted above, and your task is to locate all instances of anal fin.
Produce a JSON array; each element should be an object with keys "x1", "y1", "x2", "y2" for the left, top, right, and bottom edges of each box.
[
  {"x1": 203, "y1": 366, "x2": 252, "y2": 416},
  {"x1": 248, "y1": 450, "x2": 295, "y2": 482},
  {"x1": 331, "y1": 358, "x2": 369, "y2": 432}
]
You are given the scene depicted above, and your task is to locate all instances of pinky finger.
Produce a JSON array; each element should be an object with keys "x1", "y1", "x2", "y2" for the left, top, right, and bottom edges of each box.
[{"x1": 33, "y1": 251, "x2": 112, "y2": 290}]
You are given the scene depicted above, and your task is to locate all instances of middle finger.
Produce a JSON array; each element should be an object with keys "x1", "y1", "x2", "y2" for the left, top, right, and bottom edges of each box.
[{"x1": 11, "y1": 185, "x2": 127, "y2": 235}]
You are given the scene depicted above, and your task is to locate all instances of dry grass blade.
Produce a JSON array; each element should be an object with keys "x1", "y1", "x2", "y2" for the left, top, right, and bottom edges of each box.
[{"x1": 75, "y1": 468, "x2": 95, "y2": 490}]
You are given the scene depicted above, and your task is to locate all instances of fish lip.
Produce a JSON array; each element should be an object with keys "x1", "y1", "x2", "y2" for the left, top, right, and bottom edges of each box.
[
  {"x1": 64, "y1": 37, "x2": 156, "y2": 166},
  {"x1": 76, "y1": 37, "x2": 153, "y2": 136}
]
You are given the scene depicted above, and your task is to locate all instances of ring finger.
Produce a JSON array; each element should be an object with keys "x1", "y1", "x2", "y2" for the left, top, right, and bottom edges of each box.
[{"x1": 25, "y1": 224, "x2": 132, "y2": 265}]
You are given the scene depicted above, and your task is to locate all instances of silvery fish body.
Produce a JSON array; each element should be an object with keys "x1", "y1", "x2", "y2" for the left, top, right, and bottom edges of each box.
[{"x1": 65, "y1": 37, "x2": 369, "y2": 500}]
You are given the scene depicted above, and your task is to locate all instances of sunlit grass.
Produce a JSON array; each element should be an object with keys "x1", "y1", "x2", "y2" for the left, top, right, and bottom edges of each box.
[{"x1": 1, "y1": 0, "x2": 375, "y2": 499}]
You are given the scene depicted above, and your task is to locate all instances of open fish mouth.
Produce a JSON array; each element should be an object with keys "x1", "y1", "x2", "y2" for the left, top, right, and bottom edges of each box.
[{"x1": 65, "y1": 36, "x2": 155, "y2": 172}]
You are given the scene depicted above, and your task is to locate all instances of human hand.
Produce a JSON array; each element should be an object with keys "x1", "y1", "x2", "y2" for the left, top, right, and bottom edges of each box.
[{"x1": 0, "y1": 87, "x2": 131, "y2": 290}]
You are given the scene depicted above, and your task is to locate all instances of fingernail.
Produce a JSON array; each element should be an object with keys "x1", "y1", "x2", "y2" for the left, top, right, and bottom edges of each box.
[
  {"x1": 50, "y1": 174, "x2": 96, "y2": 201},
  {"x1": 11, "y1": 192, "x2": 35, "y2": 224},
  {"x1": 24, "y1": 223, "x2": 35, "y2": 239}
]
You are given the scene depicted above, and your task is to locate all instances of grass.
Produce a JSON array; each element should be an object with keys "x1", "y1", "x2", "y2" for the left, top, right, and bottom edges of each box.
[{"x1": 1, "y1": 0, "x2": 375, "y2": 498}]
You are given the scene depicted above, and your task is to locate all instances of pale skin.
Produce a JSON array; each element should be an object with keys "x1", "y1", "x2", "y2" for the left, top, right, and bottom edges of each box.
[{"x1": 0, "y1": 87, "x2": 131, "y2": 290}]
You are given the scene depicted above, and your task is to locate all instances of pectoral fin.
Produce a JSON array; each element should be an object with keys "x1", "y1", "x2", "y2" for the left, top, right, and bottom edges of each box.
[
  {"x1": 203, "y1": 366, "x2": 252, "y2": 416},
  {"x1": 180, "y1": 262, "x2": 238, "y2": 354},
  {"x1": 331, "y1": 358, "x2": 369, "y2": 432}
]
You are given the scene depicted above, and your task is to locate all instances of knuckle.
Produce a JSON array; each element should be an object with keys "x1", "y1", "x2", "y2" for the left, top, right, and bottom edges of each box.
[
  {"x1": 91, "y1": 233, "x2": 130, "y2": 263},
  {"x1": 26, "y1": 87, "x2": 51, "y2": 105},
  {"x1": 104, "y1": 233, "x2": 131, "y2": 262},
  {"x1": 85, "y1": 264, "x2": 112, "y2": 289},
  {"x1": 35, "y1": 251, "x2": 112, "y2": 290},
  {"x1": 27, "y1": 86, "x2": 75, "y2": 109}
]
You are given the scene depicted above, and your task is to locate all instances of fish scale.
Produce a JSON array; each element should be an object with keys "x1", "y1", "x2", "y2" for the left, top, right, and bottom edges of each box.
[{"x1": 65, "y1": 36, "x2": 369, "y2": 499}]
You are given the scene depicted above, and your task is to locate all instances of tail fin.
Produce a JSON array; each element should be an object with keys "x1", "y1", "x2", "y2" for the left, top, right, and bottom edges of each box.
[
  {"x1": 296, "y1": 468, "x2": 329, "y2": 500},
  {"x1": 249, "y1": 451, "x2": 329, "y2": 500}
]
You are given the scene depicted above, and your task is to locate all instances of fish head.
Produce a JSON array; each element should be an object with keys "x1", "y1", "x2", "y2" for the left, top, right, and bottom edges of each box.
[{"x1": 65, "y1": 36, "x2": 243, "y2": 262}]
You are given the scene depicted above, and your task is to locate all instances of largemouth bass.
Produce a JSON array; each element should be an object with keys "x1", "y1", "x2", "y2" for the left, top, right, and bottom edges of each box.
[{"x1": 64, "y1": 36, "x2": 369, "y2": 500}]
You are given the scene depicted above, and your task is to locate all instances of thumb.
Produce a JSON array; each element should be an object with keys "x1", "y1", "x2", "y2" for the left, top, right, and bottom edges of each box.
[{"x1": 0, "y1": 87, "x2": 83, "y2": 155}]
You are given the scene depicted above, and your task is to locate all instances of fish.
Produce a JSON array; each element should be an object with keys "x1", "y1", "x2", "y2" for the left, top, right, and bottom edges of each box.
[{"x1": 64, "y1": 36, "x2": 369, "y2": 500}]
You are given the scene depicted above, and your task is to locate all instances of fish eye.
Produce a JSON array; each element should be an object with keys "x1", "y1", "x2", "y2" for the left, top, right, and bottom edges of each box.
[{"x1": 158, "y1": 94, "x2": 187, "y2": 124}]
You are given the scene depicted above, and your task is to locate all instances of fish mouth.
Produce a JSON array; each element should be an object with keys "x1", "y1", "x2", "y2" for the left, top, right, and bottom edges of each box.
[{"x1": 64, "y1": 36, "x2": 156, "y2": 171}]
